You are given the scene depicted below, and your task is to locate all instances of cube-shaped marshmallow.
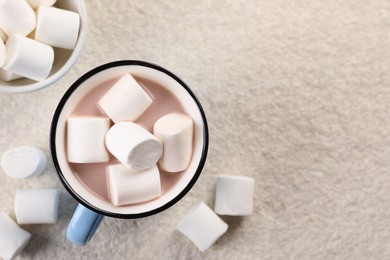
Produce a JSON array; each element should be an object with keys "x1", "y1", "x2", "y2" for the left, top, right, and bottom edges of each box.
[
  {"x1": 214, "y1": 175, "x2": 254, "y2": 216},
  {"x1": 177, "y1": 202, "x2": 228, "y2": 252}
]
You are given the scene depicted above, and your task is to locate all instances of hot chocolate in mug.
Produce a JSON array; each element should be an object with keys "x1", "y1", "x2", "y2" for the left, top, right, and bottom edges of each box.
[{"x1": 50, "y1": 60, "x2": 209, "y2": 245}]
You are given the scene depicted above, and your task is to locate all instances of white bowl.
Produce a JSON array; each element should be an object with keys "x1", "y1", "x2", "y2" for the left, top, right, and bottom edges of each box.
[{"x1": 0, "y1": 0, "x2": 87, "y2": 94}]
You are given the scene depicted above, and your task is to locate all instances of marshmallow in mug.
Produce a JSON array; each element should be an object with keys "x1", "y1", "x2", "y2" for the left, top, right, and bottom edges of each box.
[
  {"x1": 105, "y1": 121, "x2": 163, "y2": 171},
  {"x1": 98, "y1": 74, "x2": 153, "y2": 123},
  {"x1": 108, "y1": 164, "x2": 161, "y2": 206},
  {"x1": 214, "y1": 175, "x2": 255, "y2": 216},
  {"x1": 27, "y1": 0, "x2": 57, "y2": 9},
  {"x1": 0, "y1": 213, "x2": 31, "y2": 260},
  {"x1": 177, "y1": 202, "x2": 228, "y2": 252},
  {"x1": 3, "y1": 34, "x2": 54, "y2": 81},
  {"x1": 15, "y1": 189, "x2": 60, "y2": 224},
  {"x1": 0, "y1": 0, "x2": 36, "y2": 37},
  {"x1": 35, "y1": 6, "x2": 80, "y2": 49},
  {"x1": 154, "y1": 113, "x2": 193, "y2": 173},
  {"x1": 67, "y1": 117, "x2": 111, "y2": 163}
]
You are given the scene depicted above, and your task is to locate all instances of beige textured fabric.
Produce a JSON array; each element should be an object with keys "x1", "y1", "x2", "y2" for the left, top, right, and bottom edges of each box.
[{"x1": 0, "y1": 0, "x2": 390, "y2": 259}]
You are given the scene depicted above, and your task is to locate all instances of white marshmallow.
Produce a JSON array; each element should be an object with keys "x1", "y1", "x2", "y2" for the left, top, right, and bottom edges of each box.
[
  {"x1": 0, "y1": 28, "x2": 6, "y2": 42},
  {"x1": 154, "y1": 113, "x2": 193, "y2": 172},
  {"x1": 0, "y1": 68, "x2": 22, "y2": 82},
  {"x1": 108, "y1": 164, "x2": 161, "y2": 206},
  {"x1": 27, "y1": 0, "x2": 57, "y2": 9},
  {"x1": 0, "y1": 0, "x2": 36, "y2": 36},
  {"x1": 3, "y1": 34, "x2": 54, "y2": 81},
  {"x1": 177, "y1": 202, "x2": 228, "y2": 252},
  {"x1": 35, "y1": 6, "x2": 80, "y2": 49},
  {"x1": 98, "y1": 74, "x2": 153, "y2": 123},
  {"x1": 67, "y1": 117, "x2": 111, "y2": 163},
  {"x1": 0, "y1": 40, "x2": 5, "y2": 68},
  {"x1": 1, "y1": 146, "x2": 47, "y2": 179},
  {"x1": 0, "y1": 213, "x2": 31, "y2": 260},
  {"x1": 105, "y1": 122, "x2": 163, "y2": 171},
  {"x1": 15, "y1": 189, "x2": 60, "y2": 224},
  {"x1": 214, "y1": 176, "x2": 255, "y2": 216}
]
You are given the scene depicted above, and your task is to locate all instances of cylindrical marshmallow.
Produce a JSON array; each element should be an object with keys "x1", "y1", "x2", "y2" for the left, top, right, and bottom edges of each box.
[
  {"x1": 35, "y1": 6, "x2": 80, "y2": 49},
  {"x1": 0, "y1": 213, "x2": 31, "y2": 260},
  {"x1": 108, "y1": 164, "x2": 161, "y2": 206},
  {"x1": 67, "y1": 117, "x2": 111, "y2": 163},
  {"x1": 0, "y1": 68, "x2": 22, "y2": 82},
  {"x1": 98, "y1": 74, "x2": 153, "y2": 123},
  {"x1": 0, "y1": 28, "x2": 6, "y2": 42},
  {"x1": 154, "y1": 113, "x2": 193, "y2": 172},
  {"x1": 214, "y1": 175, "x2": 255, "y2": 216},
  {"x1": 0, "y1": 0, "x2": 36, "y2": 36},
  {"x1": 3, "y1": 34, "x2": 54, "y2": 81},
  {"x1": 27, "y1": 0, "x2": 57, "y2": 9},
  {"x1": 177, "y1": 202, "x2": 228, "y2": 252},
  {"x1": 15, "y1": 189, "x2": 60, "y2": 224},
  {"x1": 0, "y1": 40, "x2": 5, "y2": 68},
  {"x1": 105, "y1": 122, "x2": 163, "y2": 171},
  {"x1": 1, "y1": 146, "x2": 47, "y2": 179}
]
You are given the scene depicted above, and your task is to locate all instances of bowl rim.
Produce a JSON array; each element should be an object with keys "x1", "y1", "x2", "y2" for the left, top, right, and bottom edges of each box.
[
  {"x1": 0, "y1": 0, "x2": 88, "y2": 94},
  {"x1": 50, "y1": 60, "x2": 209, "y2": 219}
]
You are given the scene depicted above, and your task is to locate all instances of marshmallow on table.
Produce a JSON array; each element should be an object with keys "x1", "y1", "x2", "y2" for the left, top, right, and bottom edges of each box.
[
  {"x1": 35, "y1": 6, "x2": 80, "y2": 49},
  {"x1": 0, "y1": 0, "x2": 36, "y2": 36},
  {"x1": 98, "y1": 74, "x2": 153, "y2": 123},
  {"x1": 108, "y1": 164, "x2": 161, "y2": 206},
  {"x1": 0, "y1": 213, "x2": 31, "y2": 260},
  {"x1": 154, "y1": 113, "x2": 193, "y2": 172},
  {"x1": 27, "y1": 0, "x2": 57, "y2": 9},
  {"x1": 67, "y1": 117, "x2": 111, "y2": 163},
  {"x1": 0, "y1": 40, "x2": 5, "y2": 68},
  {"x1": 1, "y1": 146, "x2": 47, "y2": 179},
  {"x1": 105, "y1": 122, "x2": 163, "y2": 171},
  {"x1": 3, "y1": 34, "x2": 54, "y2": 81},
  {"x1": 0, "y1": 68, "x2": 22, "y2": 82},
  {"x1": 214, "y1": 175, "x2": 255, "y2": 216},
  {"x1": 15, "y1": 189, "x2": 60, "y2": 224},
  {"x1": 177, "y1": 202, "x2": 228, "y2": 252}
]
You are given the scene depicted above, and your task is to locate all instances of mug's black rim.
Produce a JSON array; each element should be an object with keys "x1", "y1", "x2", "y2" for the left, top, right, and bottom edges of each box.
[{"x1": 49, "y1": 60, "x2": 209, "y2": 219}]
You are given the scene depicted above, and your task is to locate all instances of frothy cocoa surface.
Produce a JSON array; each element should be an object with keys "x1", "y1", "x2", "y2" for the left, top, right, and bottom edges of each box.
[{"x1": 68, "y1": 75, "x2": 187, "y2": 202}]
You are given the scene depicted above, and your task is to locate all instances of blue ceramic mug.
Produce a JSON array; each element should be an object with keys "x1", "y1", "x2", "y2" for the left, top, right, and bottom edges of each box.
[{"x1": 50, "y1": 60, "x2": 208, "y2": 245}]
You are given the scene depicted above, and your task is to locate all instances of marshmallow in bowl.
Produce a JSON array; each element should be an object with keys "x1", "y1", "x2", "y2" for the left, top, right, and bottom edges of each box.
[
  {"x1": 27, "y1": 0, "x2": 57, "y2": 9},
  {"x1": 0, "y1": 41, "x2": 5, "y2": 68},
  {"x1": 177, "y1": 202, "x2": 228, "y2": 252},
  {"x1": 108, "y1": 164, "x2": 161, "y2": 206},
  {"x1": 0, "y1": 28, "x2": 6, "y2": 42},
  {"x1": 67, "y1": 117, "x2": 111, "y2": 163},
  {"x1": 105, "y1": 122, "x2": 163, "y2": 171},
  {"x1": 1, "y1": 146, "x2": 47, "y2": 179},
  {"x1": 3, "y1": 34, "x2": 54, "y2": 81},
  {"x1": 0, "y1": 0, "x2": 36, "y2": 37},
  {"x1": 214, "y1": 175, "x2": 255, "y2": 216},
  {"x1": 98, "y1": 74, "x2": 153, "y2": 123},
  {"x1": 15, "y1": 189, "x2": 60, "y2": 224},
  {"x1": 0, "y1": 68, "x2": 22, "y2": 82},
  {"x1": 0, "y1": 213, "x2": 31, "y2": 260},
  {"x1": 154, "y1": 113, "x2": 193, "y2": 172},
  {"x1": 35, "y1": 6, "x2": 80, "y2": 49}
]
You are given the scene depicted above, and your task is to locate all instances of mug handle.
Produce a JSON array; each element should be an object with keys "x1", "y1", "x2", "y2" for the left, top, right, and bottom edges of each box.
[{"x1": 66, "y1": 204, "x2": 104, "y2": 246}]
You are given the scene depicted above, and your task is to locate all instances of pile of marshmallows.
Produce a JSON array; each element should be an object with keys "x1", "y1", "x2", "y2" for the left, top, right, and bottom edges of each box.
[
  {"x1": 0, "y1": 0, "x2": 80, "y2": 81},
  {"x1": 0, "y1": 146, "x2": 60, "y2": 260},
  {"x1": 67, "y1": 73, "x2": 194, "y2": 206}
]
